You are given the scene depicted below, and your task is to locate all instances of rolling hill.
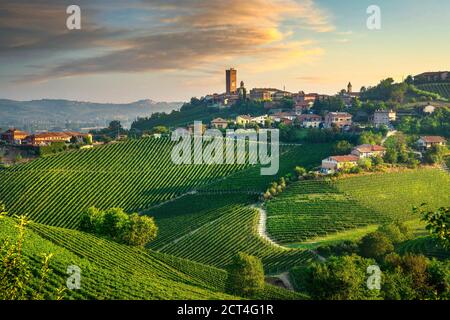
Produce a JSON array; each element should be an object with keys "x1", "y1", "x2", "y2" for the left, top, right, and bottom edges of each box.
[
  {"x1": 265, "y1": 169, "x2": 450, "y2": 244},
  {"x1": 416, "y1": 83, "x2": 450, "y2": 99}
]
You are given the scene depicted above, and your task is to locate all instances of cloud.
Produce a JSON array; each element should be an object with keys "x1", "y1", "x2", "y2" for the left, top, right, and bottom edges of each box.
[{"x1": 1, "y1": 0, "x2": 334, "y2": 83}]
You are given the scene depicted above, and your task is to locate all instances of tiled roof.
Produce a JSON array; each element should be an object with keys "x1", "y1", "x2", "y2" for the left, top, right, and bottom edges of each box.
[{"x1": 420, "y1": 136, "x2": 447, "y2": 143}]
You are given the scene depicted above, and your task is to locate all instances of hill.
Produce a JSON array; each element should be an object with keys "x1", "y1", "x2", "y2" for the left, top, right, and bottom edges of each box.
[
  {"x1": 416, "y1": 83, "x2": 450, "y2": 99},
  {"x1": 0, "y1": 138, "x2": 331, "y2": 230},
  {"x1": 265, "y1": 169, "x2": 450, "y2": 244},
  {"x1": 0, "y1": 99, "x2": 182, "y2": 130},
  {"x1": 0, "y1": 137, "x2": 250, "y2": 228}
]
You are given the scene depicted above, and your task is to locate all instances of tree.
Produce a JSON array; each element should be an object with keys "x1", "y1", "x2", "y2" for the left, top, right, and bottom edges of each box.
[
  {"x1": 226, "y1": 253, "x2": 265, "y2": 297},
  {"x1": 295, "y1": 255, "x2": 380, "y2": 300},
  {"x1": 417, "y1": 206, "x2": 450, "y2": 248},
  {"x1": 294, "y1": 166, "x2": 307, "y2": 179},
  {"x1": 333, "y1": 141, "x2": 353, "y2": 155},
  {"x1": 359, "y1": 232, "x2": 394, "y2": 260},
  {"x1": 424, "y1": 145, "x2": 446, "y2": 164},
  {"x1": 151, "y1": 126, "x2": 169, "y2": 135},
  {"x1": 126, "y1": 214, "x2": 158, "y2": 247},
  {"x1": 80, "y1": 207, "x2": 158, "y2": 247},
  {"x1": 378, "y1": 222, "x2": 412, "y2": 244}
]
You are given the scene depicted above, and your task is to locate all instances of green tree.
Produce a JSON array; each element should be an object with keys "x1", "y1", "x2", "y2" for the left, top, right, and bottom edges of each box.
[
  {"x1": 424, "y1": 145, "x2": 446, "y2": 164},
  {"x1": 125, "y1": 214, "x2": 158, "y2": 247},
  {"x1": 378, "y1": 222, "x2": 412, "y2": 244},
  {"x1": 417, "y1": 206, "x2": 450, "y2": 248},
  {"x1": 359, "y1": 232, "x2": 394, "y2": 260},
  {"x1": 333, "y1": 140, "x2": 354, "y2": 155},
  {"x1": 226, "y1": 253, "x2": 265, "y2": 297},
  {"x1": 296, "y1": 255, "x2": 380, "y2": 300},
  {"x1": 151, "y1": 126, "x2": 169, "y2": 135}
]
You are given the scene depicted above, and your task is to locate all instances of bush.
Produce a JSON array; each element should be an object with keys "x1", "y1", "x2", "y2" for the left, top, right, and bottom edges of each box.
[
  {"x1": 80, "y1": 207, "x2": 158, "y2": 247},
  {"x1": 359, "y1": 232, "x2": 394, "y2": 260},
  {"x1": 226, "y1": 253, "x2": 265, "y2": 297},
  {"x1": 378, "y1": 221, "x2": 413, "y2": 244}
]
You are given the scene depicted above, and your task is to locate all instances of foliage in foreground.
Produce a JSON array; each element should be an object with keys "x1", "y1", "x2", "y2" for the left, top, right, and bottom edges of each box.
[
  {"x1": 417, "y1": 205, "x2": 450, "y2": 249},
  {"x1": 80, "y1": 207, "x2": 158, "y2": 247},
  {"x1": 0, "y1": 205, "x2": 63, "y2": 300},
  {"x1": 226, "y1": 253, "x2": 265, "y2": 298},
  {"x1": 291, "y1": 253, "x2": 449, "y2": 300}
]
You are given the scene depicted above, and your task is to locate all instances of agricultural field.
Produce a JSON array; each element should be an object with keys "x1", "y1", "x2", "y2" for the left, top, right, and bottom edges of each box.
[
  {"x1": 265, "y1": 169, "x2": 450, "y2": 244},
  {"x1": 1, "y1": 216, "x2": 304, "y2": 300},
  {"x1": 397, "y1": 236, "x2": 450, "y2": 260},
  {"x1": 147, "y1": 193, "x2": 315, "y2": 274},
  {"x1": 417, "y1": 83, "x2": 450, "y2": 99},
  {"x1": 203, "y1": 143, "x2": 332, "y2": 193},
  {"x1": 0, "y1": 137, "x2": 251, "y2": 229}
]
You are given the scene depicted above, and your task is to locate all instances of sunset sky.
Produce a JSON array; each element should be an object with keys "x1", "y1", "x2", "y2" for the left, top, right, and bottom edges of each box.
[{"x1": 1, "y1": 0, "x2": 449, "y2": 103}]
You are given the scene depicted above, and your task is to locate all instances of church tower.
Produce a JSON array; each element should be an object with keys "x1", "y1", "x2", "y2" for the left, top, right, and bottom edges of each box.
[{"x1": 347, "y1": 82, "x2": 353, "y2": 94}]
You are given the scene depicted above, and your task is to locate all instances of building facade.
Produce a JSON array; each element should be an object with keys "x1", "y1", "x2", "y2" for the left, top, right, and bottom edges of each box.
[
  {"x1": 372, "y1": 109, "x2": 397, "y2": 127},
  {"x1": 324, "y1": 112, "x2": 353, "y2": 129}
]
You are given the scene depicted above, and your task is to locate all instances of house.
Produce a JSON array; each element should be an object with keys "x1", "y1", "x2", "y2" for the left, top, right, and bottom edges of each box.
[
  {"x1": 324, "y1": 112, "x2": 353, "y2": 129},
  {"x1": 414, "y1": 71, "x2": 449, "y2": 83},
  {"x1": 24, "y1": 132, "x2": 92, "y2": 146},
  {"x1": 270, "y1": 112, "x2": 296, "y2": 123},
  {"x1": 249, "y1": 88, "x2": 272, "y2": 101},
  {"x1": 294, "y1": 102, "x2": 313, "y2": 115},
  {"x1": 210, "y1": 118, "x2": 229, "y2": 129},
  {"x1": 351, "y1": 144, "x2": 386, "y2": 159},
  {"x1": 417, "y1": 136, "x2": 447, "y2": 150},
  {"x1": 422, "y1": 104, "x2": 436, "y2": 114},
  {"x1": 235, "y1": 115, "x2": 252, "y2": 126},
  {"x1": 297, "y1": 114, "x2": 322, "y2": 128},
  {"x1": 372, "y1": 109, "x2": 397, "y2": 127},
  {"x1": 0, "y1": 129, "x2": 30, "y2": 144},
  {"x1": 251, "y1": 115, "x2": 268, "y2": 126},
  {"x1": 321, "y1": 155, "x2": 359, "y2": 173}
]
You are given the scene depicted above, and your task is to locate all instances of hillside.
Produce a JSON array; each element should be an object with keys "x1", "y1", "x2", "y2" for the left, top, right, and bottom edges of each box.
[
  {"x1": 0, "y1": 139, "x2": 331, "y2": 230},
  {"x1": 0, "y1": 138, "x2": 248, "y2": 228},
  {"x1": 1, "y1": 216, "x2": 304, "y2": 300},
  {"x1": 0, "y1": 99, "x2": 182, "y2": 130},
  {"x1": 265, "y1": 169, "x2": 450, "y2": 244},
  {"x1": 416, "y1": 83, "x2": 450, "y2": 99}
]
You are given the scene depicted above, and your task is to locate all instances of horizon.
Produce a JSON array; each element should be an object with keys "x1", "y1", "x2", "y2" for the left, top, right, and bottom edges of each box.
[{"x1": 1, "y1": 0, "x2": 450, "y2": 103}]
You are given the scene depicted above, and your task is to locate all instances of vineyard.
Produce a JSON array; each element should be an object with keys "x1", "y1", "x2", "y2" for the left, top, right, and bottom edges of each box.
[
  {"x1": 0, "y1": 216, "x2": 304, "y2": 299},
  {"x1": 147, "y1": 193, "x2": 315, "y2": 274},
  {"x1": 266, "y1": 169, "x2": 450, "y2": 244},
  {"x1": 397, "y1": 236, "x2": 450, "y2": 260},
  {"x1": 417, "y1": 83, "x2": 450, "y2": 99},
  {"x1": 0, "y1": 138, "x2": 252, "y2": 228}
]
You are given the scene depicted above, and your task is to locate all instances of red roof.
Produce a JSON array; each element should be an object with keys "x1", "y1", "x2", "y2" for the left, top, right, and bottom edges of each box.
[
  {"x1": 354, "y1": 144, "x2": 386, "y2": 153},
  {"x1": 329, "y1": 155, "x2": 359, "y2": 163},
  {"x1": 420, "y1": 136, "x2": 447, "y2": 143}
]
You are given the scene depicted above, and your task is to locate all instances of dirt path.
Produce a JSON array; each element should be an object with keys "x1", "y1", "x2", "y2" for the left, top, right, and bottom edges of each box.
[{"x1": 252, "y1": 205, "x2": 287, "y2": 250}]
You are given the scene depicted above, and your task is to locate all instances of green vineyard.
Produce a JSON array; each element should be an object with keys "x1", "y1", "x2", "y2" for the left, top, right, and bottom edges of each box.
[
  {"x1": 417, "y1": 83, "x2": 450, "y2": 99},
  {"x1": 266, "y1": 169, "x2": 450, "y2": 244},
  {"x1": 147, "y1": 193, "x2": 315, "y2": 274},
  {"x1": 0, "y1": 138, "x2": 251, "y2": 228},
  {"x1": 0, "y1": 216, "x2": 304, "y2": 300},
  {"x1": 397, "y1": 236, "x2": 450, "y2": 260}
]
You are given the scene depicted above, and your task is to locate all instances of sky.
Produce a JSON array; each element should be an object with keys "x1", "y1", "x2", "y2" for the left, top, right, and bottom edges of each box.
[{"x1": 0, "y1": 0, "x2": 449, "y2": 103}]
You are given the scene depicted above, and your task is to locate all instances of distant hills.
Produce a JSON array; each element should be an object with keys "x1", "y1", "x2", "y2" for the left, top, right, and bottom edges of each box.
[{"x1": 0, "y1": 99, "x2": 183, "y2": 130}]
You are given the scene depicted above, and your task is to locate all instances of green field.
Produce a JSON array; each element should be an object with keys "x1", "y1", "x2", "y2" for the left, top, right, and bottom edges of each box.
[
  {"x1": 0, "y1": 138, "x2": 330, "y2": 230},
  {"x1": 417, "y1": 83, "x2": 450, "y2": 99},
  {"x1": 0, "y1": 137, "x2": 250, "y2": 228},
  {"x1": 147, "y1": 193, "x2": 315, "y2": 274},
  {"x1": 397, "y1": 236, "x2": 450, "y2": 260},
  {"x1": 265, "y1": 169, "x2": 450, "y2": 244},
  {"x1": 1, "y1": 216, "x2": 305, "y2": 300}
]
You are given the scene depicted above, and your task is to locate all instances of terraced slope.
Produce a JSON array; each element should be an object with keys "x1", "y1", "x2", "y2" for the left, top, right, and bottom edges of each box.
[
  {"x1": 397, "y1": 236, "x2": 449, "y2": 260},
  {"x1": 417, "y1": 83, "x2": 450, "y2": 99},
  {"x1": 147, "y1": 193, "x2": 315, "y2": 274},
  {"x1": 0, "y1": 138, "x2": 249, "y2": 228},
  {"x1": 1, "y1": 217, "x2": 305, "y2": 299},
  {"x1": 266, "y1": 169, "x2": 450, "y2": 244},
  {"x1": 0, "y1": 217, "x2": 234, "y2": 300}
]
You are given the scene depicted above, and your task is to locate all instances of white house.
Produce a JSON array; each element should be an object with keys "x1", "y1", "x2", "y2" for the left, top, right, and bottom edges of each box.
[
  {"x1": 351, "y1": 144, "x2": 386, "y2": 159},
  {"x1": 321, "y1": 155, "x2": 359, "y2": 173}
]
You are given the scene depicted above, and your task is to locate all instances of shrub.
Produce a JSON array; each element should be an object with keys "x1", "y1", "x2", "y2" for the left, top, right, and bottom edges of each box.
[
  {"x1": 359, "y1": 232, "x2": 394, "y2": 260},
  {"x1": 226, "y1": 253, "x2": 265, "y2": 297},
  {"x1": 80, "y1": 207, "x2": 158, "y2": 247}
]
